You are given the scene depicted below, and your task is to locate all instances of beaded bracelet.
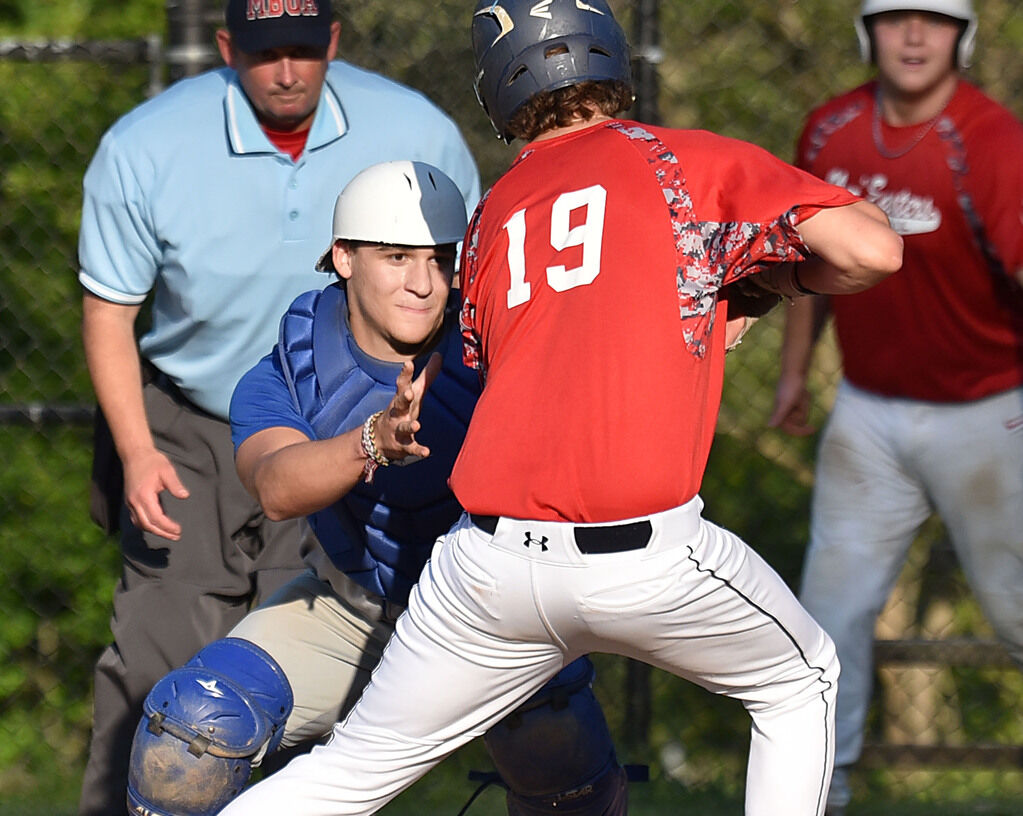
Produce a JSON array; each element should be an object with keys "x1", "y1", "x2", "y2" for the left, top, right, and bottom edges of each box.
[{"x1": 360, "y1": 410, "x2": 390, "y2": 483}]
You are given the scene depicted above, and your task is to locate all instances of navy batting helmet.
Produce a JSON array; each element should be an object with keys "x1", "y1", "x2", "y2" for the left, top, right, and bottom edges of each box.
[{"x1": 472, "y1": 0, "x2": 632, "y2": 142}]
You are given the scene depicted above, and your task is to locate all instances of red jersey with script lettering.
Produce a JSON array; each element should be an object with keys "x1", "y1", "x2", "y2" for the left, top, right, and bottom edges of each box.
[
  {"x1": 798, "y1": 80, "x2": 1023, "y2": 402},
  {"x1": 451, "y1": 120, "x2": 859, "y2": 522}
]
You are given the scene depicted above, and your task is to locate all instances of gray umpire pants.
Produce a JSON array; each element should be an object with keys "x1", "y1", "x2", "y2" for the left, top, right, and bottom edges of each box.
[{"x1": 78, "y1": 379, "x2": 314, "y2": 816}]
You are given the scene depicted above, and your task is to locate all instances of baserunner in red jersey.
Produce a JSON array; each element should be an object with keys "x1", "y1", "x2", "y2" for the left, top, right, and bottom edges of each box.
[{"x1": 772, "y1": 3, "x2": 1023, "y2": 813}]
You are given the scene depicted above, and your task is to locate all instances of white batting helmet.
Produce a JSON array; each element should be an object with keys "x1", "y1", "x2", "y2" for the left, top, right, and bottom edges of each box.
[
  {"x1": 315, "y1": 160, "x2": 468, "y2": 272},
  {"x1": 855, "y1": 0, "x2": 977, "y2": 68}
]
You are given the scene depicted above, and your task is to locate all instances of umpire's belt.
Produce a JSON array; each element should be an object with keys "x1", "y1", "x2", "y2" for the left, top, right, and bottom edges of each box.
[{"x1": 470, "y1": 514, "x2": 652, "y2": 554}]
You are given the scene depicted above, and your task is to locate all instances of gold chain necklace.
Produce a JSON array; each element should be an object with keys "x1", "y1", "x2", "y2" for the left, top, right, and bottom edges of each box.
[{"x1": 871, "y1": 87, "x2": 949, "y2": 159}]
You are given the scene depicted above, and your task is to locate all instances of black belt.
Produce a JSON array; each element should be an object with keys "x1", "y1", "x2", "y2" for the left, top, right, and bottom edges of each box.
[{"x1": 470, "y1": 514, "x2": 652, "y2": 554}]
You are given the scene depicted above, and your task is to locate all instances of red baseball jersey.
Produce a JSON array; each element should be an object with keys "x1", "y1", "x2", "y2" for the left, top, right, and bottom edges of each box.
[
  {"x1": 798, "y1": 80, "x2": 1023, "y2": 402},
  {"x1": 451, "y1": 120, "x2": 858, "y2": 522}
]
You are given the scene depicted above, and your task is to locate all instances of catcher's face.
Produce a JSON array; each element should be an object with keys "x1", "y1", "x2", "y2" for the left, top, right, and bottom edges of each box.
[
  {"x1": 334, "y1": 242, "x2": 455, "y2": 362},
  {"x1": 872, "y1": 11, "x2": 960, "y2": 102}
]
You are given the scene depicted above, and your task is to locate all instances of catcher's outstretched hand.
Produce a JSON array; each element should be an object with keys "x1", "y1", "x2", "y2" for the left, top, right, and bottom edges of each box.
[{"x1": 375, "y1": 353, "x2": 443, "y2": 462}]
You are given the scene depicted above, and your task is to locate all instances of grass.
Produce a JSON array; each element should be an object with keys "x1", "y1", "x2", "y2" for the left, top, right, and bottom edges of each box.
[
  {"x1": 9, "y1": 753, "x2": 1021, "y2": 816},
  {"x1": 9, "y1": 784, "x2": 1020, "y2": 816},
  {"x1": 0, "y1": 778, "x2": 746, "y2": 816}
]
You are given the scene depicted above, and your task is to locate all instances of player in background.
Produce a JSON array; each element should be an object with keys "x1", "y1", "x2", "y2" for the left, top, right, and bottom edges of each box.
[
  {"x1": 77, "y1": 2, "x2": 479, "y2": 813},
  {"x1": 125, "y1": 161, "x2": 632, "y2": 816},
  {"x1": 769, "y1": 2, "x2": 1023, "y2": 813},
  {"x1": 218, "y1": 1, "x2": 903, "y2": 814}
]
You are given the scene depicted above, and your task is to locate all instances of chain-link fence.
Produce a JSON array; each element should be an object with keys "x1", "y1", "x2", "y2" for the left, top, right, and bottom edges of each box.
[{"x1": 1, "y1": 0, "x2": 1021, "y2": 811}]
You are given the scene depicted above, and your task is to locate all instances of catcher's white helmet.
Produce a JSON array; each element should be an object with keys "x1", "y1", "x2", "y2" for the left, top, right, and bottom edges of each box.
[
  {"x1": 316, "y1": 160, "x2": 468, "y2": 272},
  {"x1": 855, "y1": 0, "x2": 977, "y2": 68}
]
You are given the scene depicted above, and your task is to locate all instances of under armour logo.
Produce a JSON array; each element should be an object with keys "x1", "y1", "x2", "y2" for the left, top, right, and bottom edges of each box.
[
  {"x1": 197, "y1": 678, "x2": 225, "y2": 698},
  {"x1": 523, "y1": 532, "x2": 549, "y2": 552}
]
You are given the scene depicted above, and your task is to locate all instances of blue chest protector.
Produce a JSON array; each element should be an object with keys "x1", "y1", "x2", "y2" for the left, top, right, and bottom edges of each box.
[{"x1": 278, "y1": 282, "x2": 480, "y2": 605}]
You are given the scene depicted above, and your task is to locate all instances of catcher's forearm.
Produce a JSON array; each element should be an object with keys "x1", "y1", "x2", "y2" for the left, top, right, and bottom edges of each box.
[{"x1": 241, "y1": 427, "x2": 369, "y2": 521}]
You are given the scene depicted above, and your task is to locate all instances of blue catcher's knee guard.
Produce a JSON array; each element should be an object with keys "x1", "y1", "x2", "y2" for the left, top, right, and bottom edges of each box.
[
  {"x1": 483, "y1": 657, "x2": 629, "y2": 815},
  {"x1": 126, "y1": 637, "x2": 293, "y2": 816}
]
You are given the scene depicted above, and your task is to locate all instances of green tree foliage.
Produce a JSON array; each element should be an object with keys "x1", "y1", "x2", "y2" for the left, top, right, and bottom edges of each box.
[
  {"x1": 0, "y1": 0, "x2": 161, "y2": 402},
  {"x1": 0, "y1": 1, "x2": 164, "y2": 800}
]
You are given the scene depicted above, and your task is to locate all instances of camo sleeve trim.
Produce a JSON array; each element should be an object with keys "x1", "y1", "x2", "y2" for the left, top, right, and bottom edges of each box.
[{"x1": 609, "y1": 121, "x2": 810, "y2": 359}]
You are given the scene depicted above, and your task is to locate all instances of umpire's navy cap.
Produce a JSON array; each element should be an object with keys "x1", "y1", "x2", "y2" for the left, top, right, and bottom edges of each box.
[{"x1": 225, "y1": 0, "x2": 332, "y2": 54}]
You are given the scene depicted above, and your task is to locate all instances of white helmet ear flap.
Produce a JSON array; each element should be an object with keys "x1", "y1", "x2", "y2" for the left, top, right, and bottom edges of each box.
[
  {"x1": 956, "y1": 16, "x2": 977, "y2": 67},
  {"x1": 855, "y1": 16, "x2": 872, "y2": 63}
]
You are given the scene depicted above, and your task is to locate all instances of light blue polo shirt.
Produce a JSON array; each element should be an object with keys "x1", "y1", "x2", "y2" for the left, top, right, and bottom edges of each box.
[{"x1": 79, "y1": 61, "x2": 480, "y2": 419}]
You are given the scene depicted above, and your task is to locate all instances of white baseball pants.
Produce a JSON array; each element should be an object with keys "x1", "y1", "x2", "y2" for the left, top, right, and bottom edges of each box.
[{"x1": 220, "y1": 496, "x2": 838, "y2": 816}]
